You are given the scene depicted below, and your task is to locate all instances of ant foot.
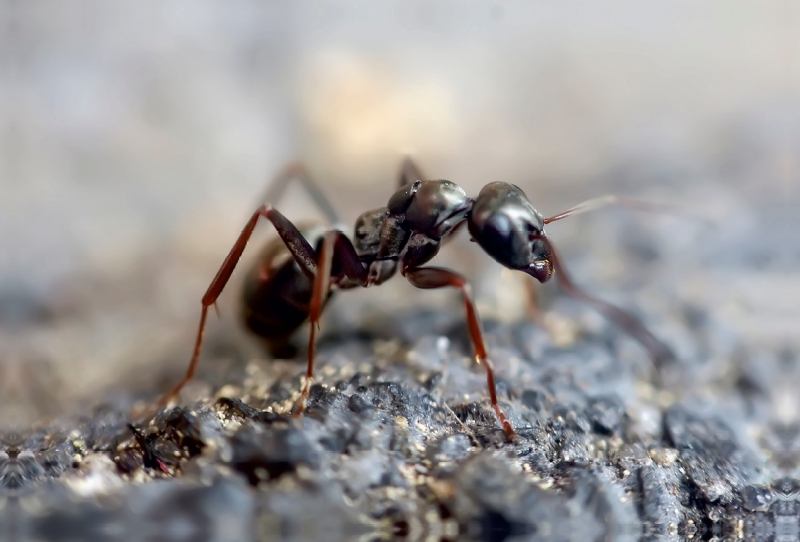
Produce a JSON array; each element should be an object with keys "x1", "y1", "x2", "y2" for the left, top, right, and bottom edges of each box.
[
  {"x1": 494, "y1": 405, "x2": 517, "y2": 439},
  {"x1": 289, "y1": 377, "x2": 313, "y2": 417},
  {"x1": 290, "y1": 399, "x2": 307, "y2": 418},
  {"x1": 155, "y1": 392, "x2": 181, "y2": 413},
  {"x1": 502, "y1": 421, "x2": 517, "y2": 440}
]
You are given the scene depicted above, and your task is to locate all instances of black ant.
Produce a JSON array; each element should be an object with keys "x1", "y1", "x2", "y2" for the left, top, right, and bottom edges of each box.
[{"x1": 160, "y1": 158, "x2": 673, "y2": 437}]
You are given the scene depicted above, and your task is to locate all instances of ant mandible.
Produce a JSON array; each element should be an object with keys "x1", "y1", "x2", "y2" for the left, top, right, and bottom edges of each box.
[{"x1": 160, "y1": 158, "x2": 673, "y2": 438}]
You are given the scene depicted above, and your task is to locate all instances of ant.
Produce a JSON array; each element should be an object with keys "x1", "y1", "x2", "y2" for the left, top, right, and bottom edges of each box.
[{"x1": 160, "y1": 158, "x2": 673, "y2": 437}]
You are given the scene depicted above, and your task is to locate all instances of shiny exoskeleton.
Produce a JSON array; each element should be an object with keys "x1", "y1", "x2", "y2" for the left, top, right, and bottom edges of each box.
[{"x1": 161, "y1": 158, "x2": 673, "y2": 438}]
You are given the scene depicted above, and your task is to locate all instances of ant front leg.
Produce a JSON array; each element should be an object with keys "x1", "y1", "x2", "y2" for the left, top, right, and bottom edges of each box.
[
  {"x1": 159, "y1": 206, "x2": 318, "y2": 407},
  {"x1": 403, "y1": 266, "x2": 516, "y2": 438},
  {"x1": 292, "y1": 231, "x2": 368, "y2": 416},
  {"x1": 536, "y1": 235, "x2": 675, "y2": 369},
  {"x1": 540, "y1": 194, "x2": 686, "y2": 367}
]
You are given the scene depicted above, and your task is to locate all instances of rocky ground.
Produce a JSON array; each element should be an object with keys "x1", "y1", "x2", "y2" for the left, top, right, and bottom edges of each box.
[
  {"x1": 6, "y1": 3, "x2": 800, "y2": 540},
  {"x1": 3, "y1": 183, "x2": 796, "y2": 542}
]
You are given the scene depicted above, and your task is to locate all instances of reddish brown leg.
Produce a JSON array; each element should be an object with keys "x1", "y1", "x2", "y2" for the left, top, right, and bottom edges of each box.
[
  {"x1": 331, "y1": 231, "x2": 371, "y2": 285},
  {"x1": 536, "y1": 235, "x2": 675, "y2": 368},
  {"x1": 159, "y1": 205, "x2": 319, "y2": 406},
  {"x1": 403, "y1": 266, "x2": 515, "y2": 438},
  {"x1": 291, "y1": 230, "x2": 368, "y2": 415},
  {"x1": 292, "y1": 231, "x2": 333, "y2": 415}
]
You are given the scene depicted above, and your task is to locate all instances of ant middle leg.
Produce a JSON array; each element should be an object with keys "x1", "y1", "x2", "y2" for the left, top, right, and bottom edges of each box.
[
  {"x1": 403, "y1": 266, "x2": 516, "y2": 438},
  {"x1": 292, "y1": 231, "x2": 368, "y2": 415},
  {"x1": 160, "y1": 206, "x2": 319, "y2": 406}
]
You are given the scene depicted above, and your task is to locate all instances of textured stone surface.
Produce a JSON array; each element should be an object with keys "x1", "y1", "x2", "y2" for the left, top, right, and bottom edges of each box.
[
  {"x1": 5, "y1": 3, "x2": 799, "y2": 540},
  {"x1": 5, "y1": 193, "x2": 796, "y2": 540},
  {"x1": 2, "y1": 283, "x2": 791, "y2": 541}
]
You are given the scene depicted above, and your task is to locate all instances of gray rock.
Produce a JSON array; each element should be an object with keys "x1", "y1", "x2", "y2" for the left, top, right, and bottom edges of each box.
[
  {"x1": 664, "y1": 406, "x2": 763, "y2": 504},
  {"x1": 14, "y1": 474, "x2": 254, "y2": 542}
]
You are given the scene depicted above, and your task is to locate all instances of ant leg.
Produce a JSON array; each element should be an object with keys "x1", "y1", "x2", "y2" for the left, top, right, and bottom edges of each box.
[
  {"x1": 536, "y1": 235, "x2": 675, "y2": 369},
  {"x1": 329, "y1": 232, "x2": 370, "y2": 285},
  {"x1": 160, "y1": 206, "x2": 319, "y2": 406},
  {"x1": 292, "y1": 231, "x2": 368, "y2": 416},
  {"x1": 292, "y1": 232, "x2": 333, "y2": 416},
  {"x1": 260, "y1": 161, "x2": 340, "y2": 225},
  {"x1": 397, "y1": 156, "x2": 427, "y2": 187},
  {"x1": 403, "y1": 266, "x2": 515, "y2": 438}
]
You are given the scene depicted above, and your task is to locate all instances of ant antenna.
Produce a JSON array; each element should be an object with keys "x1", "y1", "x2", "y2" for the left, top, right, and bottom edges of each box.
[{"x1": 544, "y1": 195, "x2": 681, "y2": 224}]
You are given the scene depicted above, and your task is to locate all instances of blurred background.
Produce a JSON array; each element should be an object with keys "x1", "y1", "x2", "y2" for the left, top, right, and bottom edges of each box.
[{"x1": 2, "y1": 0, "x2": 798, "y2": 427}]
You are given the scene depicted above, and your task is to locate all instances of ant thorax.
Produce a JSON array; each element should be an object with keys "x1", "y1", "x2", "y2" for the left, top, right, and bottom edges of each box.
[
  {"x1": 353, "y1": 207, "x2": 387, "y2": 258},
  {"x1": 353, "y1": 180, "x2": 474, "y2": 282},
  {"x1": 389, "y1": 180, "x2": 472, "y2": 240}
]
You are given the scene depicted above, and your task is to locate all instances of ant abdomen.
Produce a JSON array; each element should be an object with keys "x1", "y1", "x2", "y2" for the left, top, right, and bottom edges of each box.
[{"x1": 240, "y1": 241, "x2": 315, "y2": 351}]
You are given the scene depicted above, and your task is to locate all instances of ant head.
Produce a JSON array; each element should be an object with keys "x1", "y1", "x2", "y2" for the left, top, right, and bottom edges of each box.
[{"x1": 468, "y1": 182, "x2": 553, "y2": 283}]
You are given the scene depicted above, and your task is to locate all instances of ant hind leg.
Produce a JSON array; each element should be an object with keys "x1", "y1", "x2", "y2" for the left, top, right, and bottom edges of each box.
[
  {"x1": 159, "y1": 206, "x2": 319, "y2": 407},
  {"x1": 260, "y1": 161, "x2": 340, "y2": 225}
]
